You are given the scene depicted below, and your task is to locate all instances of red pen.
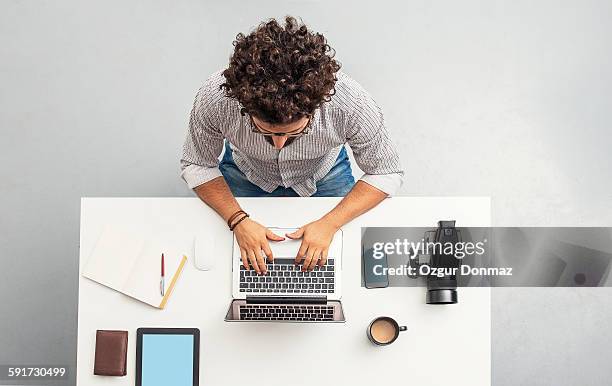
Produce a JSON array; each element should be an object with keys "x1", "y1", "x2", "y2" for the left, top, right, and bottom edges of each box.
[{"x1": 160, "y1": 253, "x2": 165, "y2": 296}]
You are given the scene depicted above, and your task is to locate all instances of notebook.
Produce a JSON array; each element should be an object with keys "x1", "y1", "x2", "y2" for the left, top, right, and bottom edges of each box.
[{"x1": 83, "y1": 227, "x2": 190, "y2": 309}]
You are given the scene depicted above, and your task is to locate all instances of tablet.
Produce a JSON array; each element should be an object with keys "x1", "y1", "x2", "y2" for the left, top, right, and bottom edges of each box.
[{"x1": 136, "y1": 328, "x2": 199, "y2": 386}]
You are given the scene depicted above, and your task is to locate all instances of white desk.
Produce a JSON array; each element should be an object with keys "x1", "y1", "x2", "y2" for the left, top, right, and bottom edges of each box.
[{"x1": 77, "y1": 197, "x2": 491, "y2": 386}]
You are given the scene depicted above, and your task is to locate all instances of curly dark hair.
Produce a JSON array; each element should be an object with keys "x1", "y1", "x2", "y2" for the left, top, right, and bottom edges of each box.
[{"x1": 220, "y1": 16, "x2": 341, "y2": 124}]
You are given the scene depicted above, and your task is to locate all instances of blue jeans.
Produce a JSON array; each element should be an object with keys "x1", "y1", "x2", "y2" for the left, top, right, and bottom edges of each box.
[{"x1": 219, "y1": 142, "x2": 355, "y2": 197}]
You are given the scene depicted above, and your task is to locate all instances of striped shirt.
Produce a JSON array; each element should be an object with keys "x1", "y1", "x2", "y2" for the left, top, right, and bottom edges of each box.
[{"x1": 180, "y1": 70, "x2": 404, "y2": 196}]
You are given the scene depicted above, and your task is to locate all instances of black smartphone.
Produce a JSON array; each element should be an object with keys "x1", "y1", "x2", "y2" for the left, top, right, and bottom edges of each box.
[{"x1": 362, "y1": 246, "x2": 389, "y2": 289}]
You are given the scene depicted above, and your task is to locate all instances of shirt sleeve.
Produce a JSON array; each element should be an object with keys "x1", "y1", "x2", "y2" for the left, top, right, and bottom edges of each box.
[
  {"x1": 345, "y1": 84, "x2": 404, "y2": 196},
  {"x1": 180, "y1": 85, "x2": 225, "y2": 189}
]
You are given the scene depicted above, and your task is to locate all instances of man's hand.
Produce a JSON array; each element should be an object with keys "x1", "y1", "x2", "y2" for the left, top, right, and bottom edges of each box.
[
  {"x1": 286, "y1": 218, "x2": 340, "y2": 271},
  {"x1": 233, "y1": 218, "x2": 284, "y2": 275}
]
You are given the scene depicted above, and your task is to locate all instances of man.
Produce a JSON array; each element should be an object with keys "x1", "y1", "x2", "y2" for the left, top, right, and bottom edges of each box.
[{"x1": 181, "y1": 16, "x2": 403, "y2": 275}]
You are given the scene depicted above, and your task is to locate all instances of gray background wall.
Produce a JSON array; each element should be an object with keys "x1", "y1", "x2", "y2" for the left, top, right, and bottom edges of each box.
[{"x1": 1, "y1": 1, "x2": 611, "y2": 385}]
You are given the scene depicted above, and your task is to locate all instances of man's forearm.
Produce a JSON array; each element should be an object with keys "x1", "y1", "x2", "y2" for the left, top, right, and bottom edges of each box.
[
  {"x1": 193, "y1": 176, "x2": 242, "y2": 222},
  {"x1": 320, "y1": 180, "x2": 387, "y2": 229}
]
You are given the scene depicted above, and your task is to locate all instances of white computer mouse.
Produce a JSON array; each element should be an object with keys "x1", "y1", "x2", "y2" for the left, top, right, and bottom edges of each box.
[{"x1": 194, "y1": 227, "x2": 232, "y2": 271}]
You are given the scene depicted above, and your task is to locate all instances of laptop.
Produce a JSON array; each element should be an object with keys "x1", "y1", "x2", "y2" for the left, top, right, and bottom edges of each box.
[{"x1": 225, "y1": 228, "x2": 345, "y2": 322}]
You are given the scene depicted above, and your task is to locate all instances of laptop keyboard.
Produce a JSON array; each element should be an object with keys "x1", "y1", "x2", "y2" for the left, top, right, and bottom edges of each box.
[
  {"x1": 239, "y1": 258, "x2": 335, "y2": 294},
  {"x1": 239, "y1": 304, "x2": 335, "y2": 321}
]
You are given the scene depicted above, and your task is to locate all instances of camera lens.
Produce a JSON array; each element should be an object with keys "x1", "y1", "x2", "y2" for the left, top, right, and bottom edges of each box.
[{"x1": 426, "y1": 289, "x2": 458, "y2": 304}]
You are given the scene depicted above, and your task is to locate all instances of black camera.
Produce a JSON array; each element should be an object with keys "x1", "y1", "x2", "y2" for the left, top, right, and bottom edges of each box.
[{"x1": 408, "y1": 220, "x2": 461, "y2": 304}]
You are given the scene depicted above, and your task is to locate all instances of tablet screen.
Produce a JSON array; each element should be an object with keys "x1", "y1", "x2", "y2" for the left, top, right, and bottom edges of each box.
[{"x1": 141, "y1": 333, "x2": 195, "y2": 386}]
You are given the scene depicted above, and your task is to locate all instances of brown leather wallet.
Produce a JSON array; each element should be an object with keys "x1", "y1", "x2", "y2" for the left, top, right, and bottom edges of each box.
[{"x1": 94, "y1": 330, "x2": 128, "y2": 376}]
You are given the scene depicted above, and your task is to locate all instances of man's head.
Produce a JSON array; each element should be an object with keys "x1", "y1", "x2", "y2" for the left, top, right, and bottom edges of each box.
[{"x1": 220, "y1": 16, "x2": 341, "y2": 149}]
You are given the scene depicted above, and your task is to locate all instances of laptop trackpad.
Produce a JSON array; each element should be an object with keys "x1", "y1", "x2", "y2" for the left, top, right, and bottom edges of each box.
[{"x1": 269, "y1": 238, "x2": 301, "y2": 258}]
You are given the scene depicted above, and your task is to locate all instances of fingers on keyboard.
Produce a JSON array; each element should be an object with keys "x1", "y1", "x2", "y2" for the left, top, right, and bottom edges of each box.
[{"x1": 239, "y1": 259, "x2": 335, "y2": 293}]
